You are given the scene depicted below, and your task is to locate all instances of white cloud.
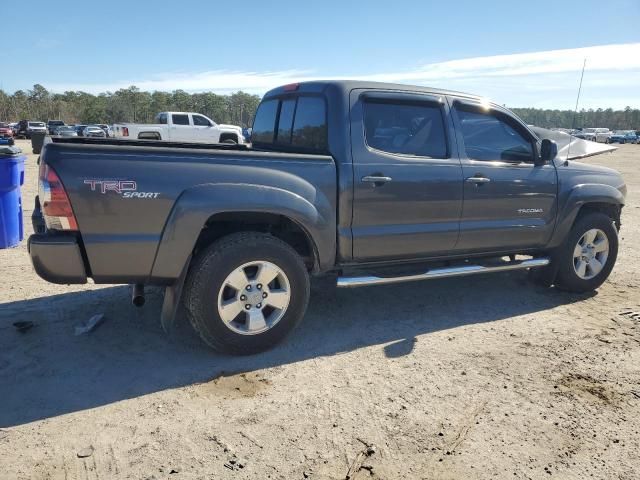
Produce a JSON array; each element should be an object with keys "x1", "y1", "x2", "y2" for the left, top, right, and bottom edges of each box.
[{"x1": 45, "y1": 43, "x2": 640, "y2": 109}]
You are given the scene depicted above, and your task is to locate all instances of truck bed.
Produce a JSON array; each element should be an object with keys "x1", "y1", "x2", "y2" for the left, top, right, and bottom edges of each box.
[
  {"x1": 38, "y1": 138, "x2": 337, "y2": 284},
  {"x1": 50, "y1": 136, "x2": 250, "y2": 151}
]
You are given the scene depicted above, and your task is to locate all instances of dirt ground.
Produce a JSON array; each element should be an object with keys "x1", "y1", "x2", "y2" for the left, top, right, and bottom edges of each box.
[{"x1": 1, "y1": 139, "x2": 639, "y2": 479}]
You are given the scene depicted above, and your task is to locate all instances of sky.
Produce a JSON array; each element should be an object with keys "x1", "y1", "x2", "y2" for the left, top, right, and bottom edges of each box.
[{"x1": 2, "y1": 0, "x2": 639, "y2": 109}]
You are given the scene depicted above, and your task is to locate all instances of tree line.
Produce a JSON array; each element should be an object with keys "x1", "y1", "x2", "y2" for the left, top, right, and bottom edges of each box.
[
  {"x1": 1, "y1": 84, "x2": 638, "y2": 130},
  {"x1": 0, "y1": 85, "x2": 261, "y2": 128},
  {"x1": 510, "y1": 107, "x2": 639, "y2": 131}
]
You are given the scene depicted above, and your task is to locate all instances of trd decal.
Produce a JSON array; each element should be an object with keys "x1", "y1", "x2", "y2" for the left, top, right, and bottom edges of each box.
[
  {"x1": 84, "y1": 179, "x2": 137, "y2": 194},
  {"x1": 84, "y1": 179, "x2": 160, "y2": 199}
]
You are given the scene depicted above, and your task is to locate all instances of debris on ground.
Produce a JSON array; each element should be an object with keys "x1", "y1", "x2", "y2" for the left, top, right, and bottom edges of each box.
[
  {"x1": 76, "y1": 446, "x2": 94, "y2": 458},
  {"x1": 345, "y1": 441, "x2": 377, "y2": 479},
  {"x1": 74, "y1": 314, "x2": 105, "y2": 336}
]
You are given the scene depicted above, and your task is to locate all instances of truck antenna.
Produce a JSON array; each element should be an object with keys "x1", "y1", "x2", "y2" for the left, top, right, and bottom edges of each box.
[{"x1": 567, "y1": 58, "x2": 587, "y2": 163}]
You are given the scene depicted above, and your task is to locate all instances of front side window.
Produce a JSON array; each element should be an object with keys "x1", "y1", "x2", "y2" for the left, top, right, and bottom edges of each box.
[
  {"x1": 172, "y1": 114, "x2": 190, "y2": 126},
  {"x1": 193, "y1": 114, "x2": 211, "y2": 127},
  {"x1": 455, "y1": 107, "x2": 534, "y2": 163},
  {"x1": 157, "y1": 113, "x2": 168, "y2": 124},
  {"x1": 363, "y1": 100, "x2": 448, "y2": 158}
]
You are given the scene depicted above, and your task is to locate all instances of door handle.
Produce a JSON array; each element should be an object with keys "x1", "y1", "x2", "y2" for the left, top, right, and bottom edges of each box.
[
  {"x1": 465, "y1": 176, "x2": 491, "y2": 184},
  {"x1": 362, "y1": 175, "x2": 392, "y2": 185}
]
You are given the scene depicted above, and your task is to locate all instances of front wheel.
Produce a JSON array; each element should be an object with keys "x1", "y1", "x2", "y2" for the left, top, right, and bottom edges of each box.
[
  {"x1": 555, "y1": 212, "x2": 618, "y2": 292},
  {"x1": 183, "y1": 232, "x2": 310, "y2": 354}
]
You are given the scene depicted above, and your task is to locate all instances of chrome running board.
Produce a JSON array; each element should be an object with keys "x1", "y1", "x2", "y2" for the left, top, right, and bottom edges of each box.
[{"x1": 337, "y1": 257, "x2": 550, "y2": 288}]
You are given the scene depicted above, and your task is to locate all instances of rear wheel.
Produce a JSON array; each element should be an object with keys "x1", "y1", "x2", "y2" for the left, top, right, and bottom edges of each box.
[
  {"x1": 555, "y1": 212, "x2": 618, "y2": 292},
  {"x1": 184, "y1": 232, "x2": 310, "y2": 354}
]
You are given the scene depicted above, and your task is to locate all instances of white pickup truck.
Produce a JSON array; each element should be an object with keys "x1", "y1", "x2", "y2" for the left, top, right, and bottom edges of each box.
[{"x1": 113, "y1": 112, "x2": 245, "y2": 144}]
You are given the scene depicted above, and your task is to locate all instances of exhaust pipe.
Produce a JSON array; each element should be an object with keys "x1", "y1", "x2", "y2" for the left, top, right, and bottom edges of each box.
[{"x1": 131, "y1": 284, "x2": 145, "y2": 307}]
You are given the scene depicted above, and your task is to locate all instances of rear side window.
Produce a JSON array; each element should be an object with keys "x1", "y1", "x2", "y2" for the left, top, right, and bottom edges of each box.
[
  {"x1": 455, "y1": 107, "x2": 534, "y2": 163},
  {"x1": 363, "y1": 101, "x2": 448, "y2": 158},
  {"x1": 252, "y1": 96, "x2": 327, "y2": 153},
  {"x1": 291, "y1": 97, "x2": 327, "y2": 150},
  {"x1": 252, "y1": 99, "x2": 279, "y2": 144},
  {"x1": 276, "y1": 99, "x2": 296, "y2": 143},
  {"x1": 172, "y1": 114, "x2": 190, "y2": 125}
]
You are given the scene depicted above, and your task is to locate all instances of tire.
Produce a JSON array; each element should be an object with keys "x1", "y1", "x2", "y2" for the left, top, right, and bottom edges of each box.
[
  {"x1": 183, "y1": 232, "x2": 310, "y2": 354},
  {"x1": 554, "y1": 212, "x2": 618, "y2": 293},
  {"x1": 221, "y1": 138, "x2": 237, "y2": 144}
]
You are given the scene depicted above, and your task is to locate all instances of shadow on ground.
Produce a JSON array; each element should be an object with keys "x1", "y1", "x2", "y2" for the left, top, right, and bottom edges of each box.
[{"x1": 0, "y1": 272, "x2": 593, "y2": 427}]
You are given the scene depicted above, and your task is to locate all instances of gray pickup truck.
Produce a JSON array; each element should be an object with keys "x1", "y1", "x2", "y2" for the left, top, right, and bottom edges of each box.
[{"x1": 29, "y1": 81, "x2": 626, "y2": 354}]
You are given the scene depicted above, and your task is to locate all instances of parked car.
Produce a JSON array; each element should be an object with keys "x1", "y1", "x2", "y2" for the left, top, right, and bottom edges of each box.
[
  {"x1": 47, "y1": 120, "x2": 65, "y2": 135},
  {"x1": 575, "y1": 128, "x2": 611, "y2": 143},
  {"x1": 20, "y1": 121, "x2": 47, "y2": 139},
  {"x1": 0, "y1": 122, "x2": 13, "y2": 138},
  {"x1": 113, "y1": 112, "x2": 245, "y2": 144},
  {"x1": 29, "y1": 80, "x2": 626, "y2": 355},
  {"x1": 607, "y1": 130, "x2": 638, "y2": 144},
  {"x1": 96, "y1": 124, "x2": 112, "y2": 137},
  {"x1": 83, "y1": 125, "x2": 107, "y2": 138},
  {"x1": 74, "y1": 124, "x2": 88, "y2": 137},
  {"x1": 53, "y1": 125, "x2": 78, "y2": 137}
]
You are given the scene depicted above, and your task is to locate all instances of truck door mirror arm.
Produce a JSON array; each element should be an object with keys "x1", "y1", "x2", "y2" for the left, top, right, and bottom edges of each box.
[{"x1": 538, "y1": 139, "x2": 558, "y2": 166}]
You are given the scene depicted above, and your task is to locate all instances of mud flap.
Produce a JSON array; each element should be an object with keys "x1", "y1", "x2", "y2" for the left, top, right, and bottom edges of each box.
[
  {"x1": 528, "y1": 250, "x2": 560, "y2": 288},
  {"x1": 160, "y1": 254, "x2": 191, "y2": 333}
]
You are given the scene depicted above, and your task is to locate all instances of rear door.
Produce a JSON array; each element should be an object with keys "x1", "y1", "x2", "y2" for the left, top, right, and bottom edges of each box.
[
  {"x1": 451, "y1": 99, "x2": 558, "y2": 252},
  {"x1": 350, "y1": 90, "x2": 463, "y2": 261},
  {"x1": 170, "y1": 113, "x2": 193, "y2": 141}
]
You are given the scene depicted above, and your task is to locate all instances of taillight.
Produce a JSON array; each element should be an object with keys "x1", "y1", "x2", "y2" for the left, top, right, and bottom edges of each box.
[
  {"x1": 39, "y1": 163, "x2": 78, "y2": 231},
  {"x1": 122, "y1": 127, "x2": 129, "y2": 137}
]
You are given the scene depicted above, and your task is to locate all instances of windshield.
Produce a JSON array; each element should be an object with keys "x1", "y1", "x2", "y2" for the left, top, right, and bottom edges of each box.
[
  {"x1": 29, "y1": 122, "x2": 45, "y2": 127},
  {"x1": 58, "y1": 126, "x2": 74, "y2": 132}
]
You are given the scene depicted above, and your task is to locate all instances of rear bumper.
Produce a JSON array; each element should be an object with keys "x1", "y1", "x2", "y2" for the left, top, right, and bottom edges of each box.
[{"x1": 28, "y1": 234, "x2": 87, "y2": 284}]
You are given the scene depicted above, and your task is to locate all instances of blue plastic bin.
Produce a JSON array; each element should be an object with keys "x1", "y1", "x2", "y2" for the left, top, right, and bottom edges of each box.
[{"x1": 0, "y1": 148, "x2": 26, "y2": 248}]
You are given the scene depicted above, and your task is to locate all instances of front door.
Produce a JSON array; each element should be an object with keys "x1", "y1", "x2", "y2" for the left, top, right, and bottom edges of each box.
[
  {"x1": 192, "y1": 114, "x2": 214, "y2": 143},
  {"x1": 350, "y1": 90, "x2": 463, "y2": 262},
  {"x1": 451, "y1": 100, "x2": 558, "y2": 252}
]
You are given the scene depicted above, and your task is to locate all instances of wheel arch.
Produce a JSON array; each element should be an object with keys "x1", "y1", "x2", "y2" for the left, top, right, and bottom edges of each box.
[
  {"x1": 548, "y1": 183, "x2": 624, "y2": 249},
  {"x1": 193, "y1": 211, "x2": 320, "y2": 271},
  {"x1": 219, "y1": 132, "x2": 239, "y2": 143},
  {"x1": 149, "y1": 183, "x2": 335, "y2": 283},
  {"x1": 137, "y1": 131, "x2": 162, "y2": 140}
]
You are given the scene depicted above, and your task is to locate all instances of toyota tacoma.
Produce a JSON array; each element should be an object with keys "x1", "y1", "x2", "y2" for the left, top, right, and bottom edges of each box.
[{"x1": 29, "y1": 81, "x2": 626, "y2": 354}]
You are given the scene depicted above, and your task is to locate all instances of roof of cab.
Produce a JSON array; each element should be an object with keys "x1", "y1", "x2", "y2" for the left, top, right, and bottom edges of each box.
[{"x1": 263, "y1": 80, "x2": 484, "y2": 102}]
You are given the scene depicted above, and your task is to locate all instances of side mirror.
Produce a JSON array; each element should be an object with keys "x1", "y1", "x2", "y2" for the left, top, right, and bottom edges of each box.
[{"x1": 539, "y1": 139, "x2": 558, "y2": 165}]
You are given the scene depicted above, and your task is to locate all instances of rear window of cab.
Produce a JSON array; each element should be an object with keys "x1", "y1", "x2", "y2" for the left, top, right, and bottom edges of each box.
[{"x1": 252, "y1": 96, "x2": 328, "y2": 153}]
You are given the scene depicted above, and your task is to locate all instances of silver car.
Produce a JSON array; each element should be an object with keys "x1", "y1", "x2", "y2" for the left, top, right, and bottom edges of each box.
[
  {"x1": 83, "y1": 125, "x2": 107, "y2": 138},
  {"x1": 54, "y1": 126, "x2": 79, "y2": 137}
]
